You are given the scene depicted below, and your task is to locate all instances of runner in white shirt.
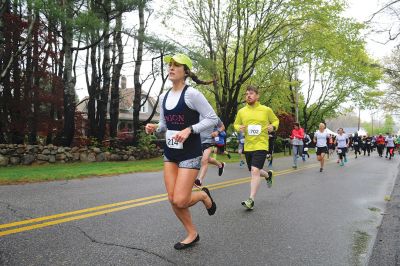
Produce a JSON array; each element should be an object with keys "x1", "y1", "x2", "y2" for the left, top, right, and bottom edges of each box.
[
  {"x1": 335, "y1": 128, "x2": 349, "y2": 166},
  {"x1": 385, "y1": 134, "x2": 396, "y2": 160},
  {"x1": 313, "y1": 123, "x2": 329, "y2": 172}
]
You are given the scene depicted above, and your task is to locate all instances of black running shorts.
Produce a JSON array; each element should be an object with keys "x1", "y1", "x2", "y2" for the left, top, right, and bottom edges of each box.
[
  {"x1": 244, "y1": 150, "x2": 268, "y2": 171},
  {"x1": 316, "y1": 147, "x2": 328, "y2": 155},
  {"x1": 201, "y1": 143, "x2": 215, "y2": 152}
]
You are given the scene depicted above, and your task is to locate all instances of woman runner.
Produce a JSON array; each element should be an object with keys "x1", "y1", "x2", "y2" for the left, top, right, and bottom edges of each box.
[
  {"x1": 290, "y1": 122, "x2": 304, "y2": 169},
  {"x1": 335, "y1": 128, "x2": 349, "y2": 166},
  {"x1": 385, "y1": 134, "x2": 396, "y2": 160},
  {"x1": 314, "y1": 123, "x2": 329, "y2": 172},
  {"x1": 145, "y1": 54, "x2": 218, "y2": 250},
  {"x1": 376, "y1": 134, "x2": 385, "y2": 157}
]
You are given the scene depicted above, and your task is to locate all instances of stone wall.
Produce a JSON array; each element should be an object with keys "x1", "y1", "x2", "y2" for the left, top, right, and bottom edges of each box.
[{"x1": 0, "y1": 144, "x2": 162, "y2": 167}]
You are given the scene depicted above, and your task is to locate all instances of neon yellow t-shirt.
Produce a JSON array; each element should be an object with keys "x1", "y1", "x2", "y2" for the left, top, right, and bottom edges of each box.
[{"x1": 233, "y1": 102, "x2": 279, "y2": 152}]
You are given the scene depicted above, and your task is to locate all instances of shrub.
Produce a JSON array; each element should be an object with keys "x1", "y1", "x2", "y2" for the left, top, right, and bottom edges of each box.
[{"x1": 226, "y1": 135, "x2": 238, "y2": 152}]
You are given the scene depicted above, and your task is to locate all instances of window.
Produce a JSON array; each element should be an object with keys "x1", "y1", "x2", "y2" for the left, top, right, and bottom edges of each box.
[
  {"x1": 140, "y1": 97, "x2": 149, "y2": 113},
  {"x1": 118, "y1": 122, "x2": 126, "y2": 131}
]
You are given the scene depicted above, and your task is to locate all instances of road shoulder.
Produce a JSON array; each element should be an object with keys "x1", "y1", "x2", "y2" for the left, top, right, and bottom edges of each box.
[{"x1": 368, "y1": 163, "x2": 400, "y2": 266}]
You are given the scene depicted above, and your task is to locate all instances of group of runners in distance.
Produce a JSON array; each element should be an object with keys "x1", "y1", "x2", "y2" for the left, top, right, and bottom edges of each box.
[
  {"x1": 145, "y1": 53, "x2": 399, "y2": 250},
  {"x1": 291, "y1": 123, "x2": 400, "y2": 172}
]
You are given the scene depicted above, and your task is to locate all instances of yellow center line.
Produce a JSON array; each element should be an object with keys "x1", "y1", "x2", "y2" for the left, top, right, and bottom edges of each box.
[
  {"x1": 0, "y1": 197, "x2": 168, "y2": 237},
  {"x1": 0, "y1": 193, "x2": 168, "y2": 229},
  {"x1": 0, "y1": 162, "x2": 323, "y2": 237}
]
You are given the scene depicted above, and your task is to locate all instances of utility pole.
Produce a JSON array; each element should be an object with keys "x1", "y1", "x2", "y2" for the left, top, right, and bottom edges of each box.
[
  {"x1": 371, "y1": 110, "x2": 379, "y2": 136},
  {"x1": 294, "y1": 69, "x2": 299, "y2": 123},
  {"x1": 371, "y1": 113, "x2": 374, "y2": 135},
  {"x1": 295, "y1": 86, "x2": 299, "y2": 123}
]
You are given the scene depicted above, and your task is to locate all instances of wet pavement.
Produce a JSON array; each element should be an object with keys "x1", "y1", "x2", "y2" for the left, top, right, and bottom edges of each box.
[{"x1": 0, "y1": 153, "x2": 399, "y2": 265}]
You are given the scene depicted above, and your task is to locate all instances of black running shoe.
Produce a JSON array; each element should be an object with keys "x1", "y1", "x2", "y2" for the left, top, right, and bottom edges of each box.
[
  {"x1": 265, "y1": 170, "x2": 274, "y2": 188},
  {"x1": 194, "y1": 179, "x2": 202, "y2": 187},
  {"x1": 174, "y1": 234, "x2": 200, "y2": 250},
  {"x1": 202, "y1": 187, "x2": 216, "y2": 215},
  {"x1": 218, "y1": 162, "x2": 225, "y2": 176}
]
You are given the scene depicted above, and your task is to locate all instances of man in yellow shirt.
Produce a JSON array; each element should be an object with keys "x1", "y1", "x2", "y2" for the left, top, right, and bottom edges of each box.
[{"x1": 234, "y1": 85, "x2": 279, "y2": 210}]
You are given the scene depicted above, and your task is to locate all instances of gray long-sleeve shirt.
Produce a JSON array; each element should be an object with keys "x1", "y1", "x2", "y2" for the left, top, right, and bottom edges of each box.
[
  {"x1": 200, "y1": 117, "x2": 223, "y2": 144},
  {"x1": 157, "y1": 86, "x2": 218, "y2": 134}
]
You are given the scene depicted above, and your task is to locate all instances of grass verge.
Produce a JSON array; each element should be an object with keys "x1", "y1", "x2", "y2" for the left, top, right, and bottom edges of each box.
[{"x1": 0, "y1": 151, "x2": 290, "y2": 185}]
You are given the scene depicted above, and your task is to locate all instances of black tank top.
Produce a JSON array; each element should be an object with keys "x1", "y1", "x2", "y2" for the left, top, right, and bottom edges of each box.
[{"x1": 163, "y1": 86, "x2": 202, "y2": 161}]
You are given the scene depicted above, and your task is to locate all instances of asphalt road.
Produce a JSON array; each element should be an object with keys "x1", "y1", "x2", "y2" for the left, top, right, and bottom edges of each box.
[
  {"x1": 0, "y1": 152, "x2": 399, "y2": 266},
  {"x1": 368, "y1": 154, "x2": 400, "y2": 266}
]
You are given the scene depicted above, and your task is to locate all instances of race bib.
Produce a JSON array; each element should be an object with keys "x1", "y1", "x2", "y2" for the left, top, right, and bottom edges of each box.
[
  {"x1": 304, "y1": 147, "x2": 309, "y2": 151},
  {"x1": 354, "y1": 142, "x2": 358, "y2": 145},
  {"x1": 240, "y1": 139, "x2": 245, "y2": 144},
  {"x1": 337, "y1": 149, "x2": 342, "y2": 154},
  {"x1": 165, "y1": 130, "x2": 183, "y2": 149},
  {"x1": 248, "y1": 125, "x2": 261, "y2": 136},
  {"x1": 214, "y1": 137, "x2": 220, "y2": 142},
  {"x1": 367, "y1": 142, "x2": 371, "y2": 145}
]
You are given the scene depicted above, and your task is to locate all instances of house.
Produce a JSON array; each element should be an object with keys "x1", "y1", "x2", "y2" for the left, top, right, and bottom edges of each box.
[
  {"x1": 116, "y1": 87, "x2": 160, "y2": 132},
  {"x1": 76, "y1": 78, "x2": 160, "y2": 136}
]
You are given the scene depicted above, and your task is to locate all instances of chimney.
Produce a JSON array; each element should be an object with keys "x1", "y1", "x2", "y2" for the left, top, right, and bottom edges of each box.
[{"x1": 121, "y1": 75, "x2": 127, "y2": 90}]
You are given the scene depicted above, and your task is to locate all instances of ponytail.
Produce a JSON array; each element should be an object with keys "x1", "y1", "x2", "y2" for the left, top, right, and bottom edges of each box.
[{"x1": 184, "y1": 66, "x2": 215, "y2": 85}]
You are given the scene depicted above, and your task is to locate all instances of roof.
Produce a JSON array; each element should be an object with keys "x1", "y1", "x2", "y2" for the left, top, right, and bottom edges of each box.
[
  {"x1": 118, "y1": 88, "x2": 158, "y2": 110},
  {"x1": 75, "y1": 88, "x2": 160, "y2": 122}
]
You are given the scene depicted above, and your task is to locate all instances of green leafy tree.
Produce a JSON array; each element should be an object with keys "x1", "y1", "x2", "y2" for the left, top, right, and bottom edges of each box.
[
  {"x1": 171, "y1": 0, "x2": 341, "y2": 128},
  {"x1": 288, "y1": 15, "x2": 382, "y2": 132},
  {"x1": 384, "y1": 48, "x2": 400, "y2": 111},
  {"x1": 382, "y1": 114, "x2": 395, "y2": 133}
]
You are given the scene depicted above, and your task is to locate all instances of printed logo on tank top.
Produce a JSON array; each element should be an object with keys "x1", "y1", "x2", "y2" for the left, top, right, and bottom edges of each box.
[{"x1": 164, "y1": 114, "x2": 185, "y2": 125}]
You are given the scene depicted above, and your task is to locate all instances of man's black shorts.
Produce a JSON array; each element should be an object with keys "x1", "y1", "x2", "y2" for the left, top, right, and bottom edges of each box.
[
  {"x1": 244, "y1": 150, "x2": 268, "y2": 171},
  {"x1": 316, "y1": 147, "x2": 328, "y2": 155},
  {"x1": 337, "y1": 147, "x2": 347, "y2": 154},
  {"x1": 201, "y1": 143, "x2": 215, "y2": 152}
]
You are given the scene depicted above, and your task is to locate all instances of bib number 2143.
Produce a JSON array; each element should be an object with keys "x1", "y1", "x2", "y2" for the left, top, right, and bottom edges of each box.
[{"x1": 166, "y1": 130, "x2": 183, "y2": 149}]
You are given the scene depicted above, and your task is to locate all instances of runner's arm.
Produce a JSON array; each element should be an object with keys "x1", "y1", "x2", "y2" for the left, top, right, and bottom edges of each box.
[
  {"x1": 156, "y1": 93, "x2": 167, "y2": 133},
  {"x1": 267, "y1": 108, "x2": 279, "y2": 131},
  {"x1": 305, "y1": 135, "x2": 311, "y2": 145},
  {"x1": 186, "y1": 88, "x2": 218, "y2": 133},
  {"x1": 233, "y1": 111, "x2": 243, "y2": 132}
]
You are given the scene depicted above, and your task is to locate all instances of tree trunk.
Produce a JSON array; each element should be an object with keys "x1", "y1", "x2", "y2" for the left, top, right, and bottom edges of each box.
[
  {"x1": 87, "y1": 42, "x2": 98, "y2": 138},
  {"x1": 28, "y1": 12, "x2": 40, "y2": 144},
  {"x1": 132, "y1": 1, "x2": 145, "y2": 145},
  {"x1": 97, "y1": 0, "x2": 111, "y2": 141},
  {"x1": 0, "y1": 0, "x2": 11, "y2": 143},
  {"x1": 46, "y1": 20, "x2": 56, "y2": 145},
  {"x1": 0, "y1": 1, "x2": 6, "y2": 62},
  {"x1": 8, "y1": 1, "x2": 23, "y2": 144},
  {"x1": 142, "y1": 55, "x2": 168, "y2": 125},
  {"x1": 110, "y1": 14, "x2": 123, "y2": 139},
  {"x1": 60, "y1": 1, "x2": 76, "y2": 146}
]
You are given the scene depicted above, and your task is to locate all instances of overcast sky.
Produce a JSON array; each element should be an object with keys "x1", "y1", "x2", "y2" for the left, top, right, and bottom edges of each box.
[
  {"x1": 344, "y1": 0, "x2": 399, "y2": 123},
  {"x1": 344, "y1": 0, "x2": 396, "y2": 59},
  {"x1": 75, "y1": 0, "x2": 398, "y2": 124}
]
